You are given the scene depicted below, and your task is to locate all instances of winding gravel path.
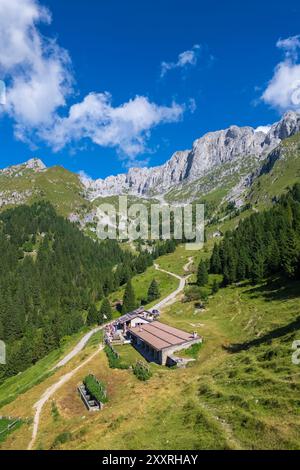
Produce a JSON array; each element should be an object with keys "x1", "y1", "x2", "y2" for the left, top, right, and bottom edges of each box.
[
  {"x1": 153, "y1": 257, "x2": 193, "y2": 310},
  {"x1": 52, "y1": 326, "x2": 103, "y2": 370},
  {"x1": 28, "y1": 346, "x2": 103, "y2": 450}
]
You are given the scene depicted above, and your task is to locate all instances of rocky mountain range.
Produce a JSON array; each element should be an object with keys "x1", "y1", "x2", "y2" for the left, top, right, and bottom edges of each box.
[
  {"x1": 1, "y1": 111, "x2": 300, "y2": 223},
  {"x1": 81, "y1": 111, "x2": 300, "y2": 200}
]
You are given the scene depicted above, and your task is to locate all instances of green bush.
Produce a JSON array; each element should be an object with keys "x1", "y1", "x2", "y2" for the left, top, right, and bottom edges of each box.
[
  {"x1": 83, "y1": 374, "x2": 108, "y2": 404},
  {"x1": 183, "y1": 285, "x2": 202, "y2": 302},
  {"x1": 104, "y1": 345, "x2": 129, "y2": 370},
  {"x1": 51, "y1": 401, "x2": 60, "y2": 421},
  {"x1": 22, "y1": 240, "x2": 34, "y2": 252},
  {"x1": 52, "y1": 432, "x2": 72, "y2": 448},
  {"x1": 133, "y1": 361, "x2": 152, "y2": 381}
]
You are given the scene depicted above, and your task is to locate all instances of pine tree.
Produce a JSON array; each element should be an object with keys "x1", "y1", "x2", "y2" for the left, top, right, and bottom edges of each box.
[
  {"x1": 197, "y1": 260, "x2": 208, "y2": 287},
  {"x1": 147, "y1": 279, "x2": 160, "y2": 303},
  {"x1": 211, "y1": 279, "x2": 219, "y2": 295},
  {"x1": 251, "y1": 254, "x2": 265, "y2": 284},
  {"x1": 210, "y1": 244, "x2": 221, "y2": 273},
  {"x1": 281, "y1": 229, "x2": 299, "y2": 278},
  {"x1": 99, "y1": 298, "x2": 112, "y2": 324},
  {"x1": 122, "y1": 280, "x2": 137, "y2": 314},
  {"x1": 42, "y1": 321, "x2": 57, "y2": 354},
  {"x1": 87, "y1": 304, "x2": 98, "y2": 326}
]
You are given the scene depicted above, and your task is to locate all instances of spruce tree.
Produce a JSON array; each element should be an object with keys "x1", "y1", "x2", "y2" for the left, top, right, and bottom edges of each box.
[
  {"x1": 281, "y1": 229, "x2": 299, "y2": 278},
  {"x1": 251, "y1": 254, "x2": 265, "y2": 284},
  {"x1": 122, "y1": 280, "x2": 137, "y2": 314},
  {"x1": 99, "y1": 298, "x2": 112, "y2": 324},
  {"x1": 197, "y1": 260, "x2": 208, "y2": 287},
  {"x1": 42, "y1": 321, "x2": 57, "y2": 354},
  {"x1": 210, "y1": 244, "x2": 222, "y2": 273},
  {"x1": 212, "y1": 279, "x2": 219, "y2": 295},
  {"x1": 87, "y1": 304, "x2": 98, "y2": 326},
  {"x1": 147, "y1": 279, "x2": 160, "y2": 303}
]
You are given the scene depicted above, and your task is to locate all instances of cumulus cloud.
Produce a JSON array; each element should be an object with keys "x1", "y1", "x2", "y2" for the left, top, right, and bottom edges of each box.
[
  {"x1": 0, "y1": 0, "x2": 185, "y2": 162},
  {"x1": 255, "y1": 125, "x2": 271, "y2": 134},
  {"x1": 0, "y1": 0, "x2": 73, "y2": 128},
  {"x1": 160, "y1": 44, "x2": 201, "y2": 78},
  {"x1": 41, "y1": 93, "x2": 184, "y2": 157},
  {"x1": 261, "y1": 35, "x2": 300, "y2": 112}
]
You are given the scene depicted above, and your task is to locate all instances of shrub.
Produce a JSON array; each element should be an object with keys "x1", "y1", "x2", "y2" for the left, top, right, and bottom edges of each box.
[
  {"x1": 83, "y1": 374, "x2": 108, "y2": 404},
  {"x1": 133, "y1": 361, "x2": 152, "y2": 381},
  {"x1": 52, "y1": 432, "x2": 72, "y2": 449},
  {"x1": 51, "y1": 401, "x2": 60, "y2": 421},
  {"x1": 104, "y1": 346, "x2": 128, "y2": 370},
  {"x1": 183, "y1": 285, "x2": 202, "y2": 302},
  {"x1": 184, "y1": 286, "x2": 209, "y2": 305}
]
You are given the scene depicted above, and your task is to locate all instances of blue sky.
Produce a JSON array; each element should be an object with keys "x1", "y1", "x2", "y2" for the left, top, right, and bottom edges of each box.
[{"x1": 1, "y1": 0, "x2": 300, "y2": 178}]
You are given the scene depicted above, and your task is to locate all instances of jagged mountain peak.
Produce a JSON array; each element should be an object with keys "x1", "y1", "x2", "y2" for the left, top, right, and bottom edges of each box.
[
  {"x1": 0, "y1": 158, "x2": 46, "y2": 176},
  {"x1": 82, "y1": 112, "x2": 300, "y2": 200},
  {"x1": 25, "y1": 158, "x2": 46, "y2": 171}
]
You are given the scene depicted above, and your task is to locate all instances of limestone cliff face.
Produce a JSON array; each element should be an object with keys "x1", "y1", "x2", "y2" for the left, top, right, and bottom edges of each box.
[
  {"x1": 82, "y1": 112, "x2": 300, "y2": 200},
  {"x1": 82, "y1": 150, "x2": 191, "y2": 198}
]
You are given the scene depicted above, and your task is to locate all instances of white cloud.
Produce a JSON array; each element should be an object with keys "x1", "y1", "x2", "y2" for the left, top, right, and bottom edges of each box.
[
  {"x1": 160, "y1": 44, "x2": 201, "y2": 78},
  {"x1": 276, "y1": 35, "x2": 300, "y2": 60},
  {"x1": 255, "y1": 125, "x2": 271, "y2": 134},
  {"x1": 0, "y1": 0, "x2": 186, "y2": 163},
  {"x1": 41, "y1": 93, "x2": 184, "y2": 158},
  {"x1": 262, "y1": 35, "x2": 300, "y2": 112},
  {"x1": 0, "y1": 0, "x2": 73, "y2": 127}
]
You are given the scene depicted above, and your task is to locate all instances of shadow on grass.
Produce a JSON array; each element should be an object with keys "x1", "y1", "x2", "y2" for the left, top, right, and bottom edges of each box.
[
  {"x1": 244, "y1": 277, "x2": 300, "y2": 303},
  {"x1": 224, "y1": 316, "x2": 300, "y2": 353}
]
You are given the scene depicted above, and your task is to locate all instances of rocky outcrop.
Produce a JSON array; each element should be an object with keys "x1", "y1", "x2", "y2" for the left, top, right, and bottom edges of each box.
[
  {"x1": 0, "y1": 158, "x2": 46, "y2": 177},
  {"x1": 0, "y1": 190, "x2": 33, "y2": 208},
  {"x1": 82, "y1": 111, "x2": 300, "y2": 200}
]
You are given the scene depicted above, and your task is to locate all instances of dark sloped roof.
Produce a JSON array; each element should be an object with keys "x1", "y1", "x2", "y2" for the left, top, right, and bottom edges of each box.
[
  {"x1": 117, "y1": 307, "x2": 145, "y2": 324},
  {"x1": 128, "y1": 321, "x2": 196, "y2": 351}
]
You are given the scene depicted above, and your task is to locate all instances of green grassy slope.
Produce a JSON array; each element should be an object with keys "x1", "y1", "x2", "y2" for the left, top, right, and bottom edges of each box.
[
  {"x1": 247, "y1": 133, "x2": 300, "y2": 209},
  {"x1": 0, "y1": 166, "x2": 90, "y2": 217}
]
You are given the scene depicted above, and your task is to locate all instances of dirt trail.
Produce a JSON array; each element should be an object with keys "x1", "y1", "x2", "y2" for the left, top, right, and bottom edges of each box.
[
  {"x1": 184, "y1": 257, "x2": 194, "y2": 273},
  {"x1": 52, "y1": 326, "x2": 103, "y2": 370},
  {"x1": 153, "y1": 257, "x2": 193, "y2": 310},
  {"x1": 28, "y1": 346, "x2": 103, "y2": 450}
]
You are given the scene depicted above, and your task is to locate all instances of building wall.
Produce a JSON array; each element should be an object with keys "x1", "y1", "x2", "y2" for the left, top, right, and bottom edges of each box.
[
  {"x1": 160, "y1": 338, "x2": 202, "y2": 365},
  {"x1": 129, "y1": 331, "x2": 202, "y2": 366},
  {"x1": 130, "y1": 317, "x2": 149, "y2": 328}
]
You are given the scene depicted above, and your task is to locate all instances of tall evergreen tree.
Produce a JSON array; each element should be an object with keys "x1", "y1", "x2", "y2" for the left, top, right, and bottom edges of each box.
[
  {"x1": 211, "y1": 279, "x2": 219, "y2": 295},
  {"x1": 87, "y1": 304, "x2": 98, "y2": 326},
  {"x1": 210, "y1": 244, "x2": 222, "y2": 273},
  {"x1": 197, "y1": 260, "x2": 209, "y2": 287},
  {"x1": 99, "y1": 298, "x2": 112, "y2": 324},
  {"x1": 122, "y1": 280, "x2": 137, "y2": 314},
  {"x1": 147, "y1": 279, "x2": 160, "y2": 303}
]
